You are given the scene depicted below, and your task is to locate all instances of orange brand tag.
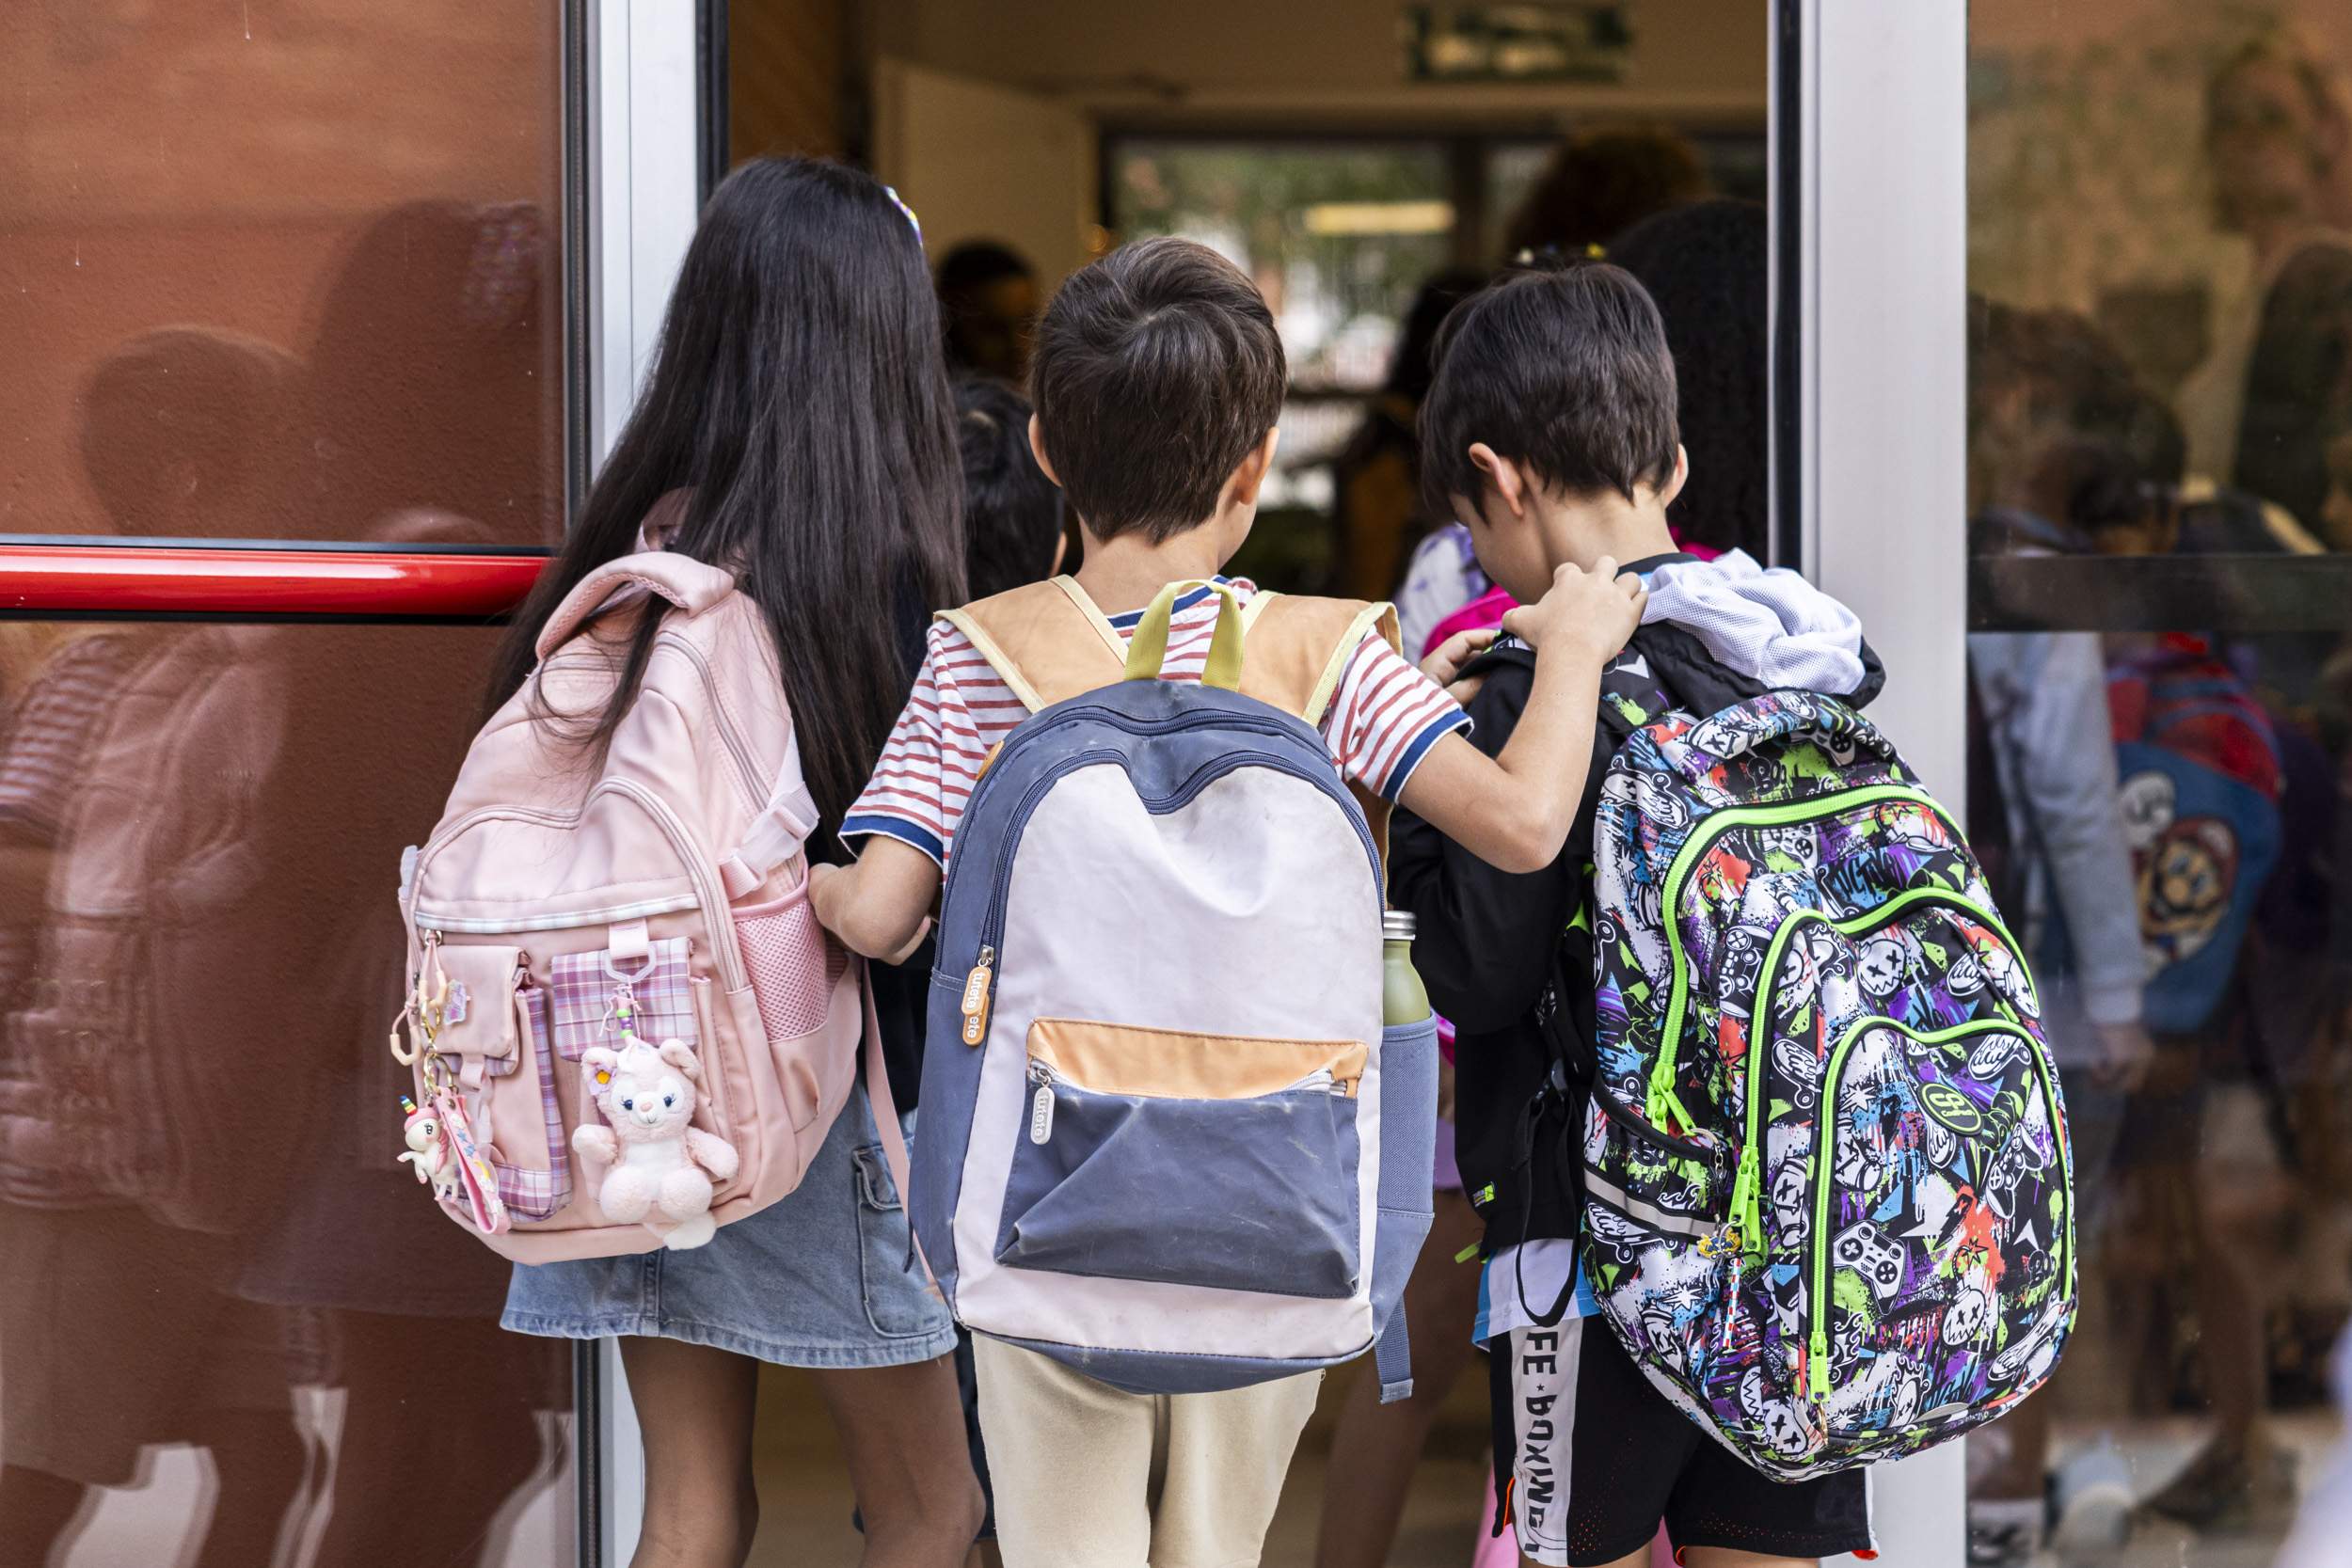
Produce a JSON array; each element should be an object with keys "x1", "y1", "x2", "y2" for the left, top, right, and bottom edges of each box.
[{"x1": 960, "y1": 962, "x2": 992, "y2": 1046}]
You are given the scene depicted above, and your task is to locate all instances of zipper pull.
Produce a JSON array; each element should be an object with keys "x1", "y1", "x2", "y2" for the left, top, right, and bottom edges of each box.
[
  {"x1": 1807, "y1": 1330, "x2": 1831, "y2": 1402},
  {"x1": 1727, "y1": 1151, "x2": 1766, "y2": 1261},
  {"x1": 961, "y1": 946, "x2": 995, "y2": 1047},
  {"x1": 1028, "y1": 1060, "x2": 1055, "y2": 1144}
]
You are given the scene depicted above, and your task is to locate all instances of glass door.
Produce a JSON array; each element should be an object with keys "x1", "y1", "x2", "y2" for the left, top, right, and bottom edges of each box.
[
  {"x1": 1805, "y1": 1, "x2": 2352, "y2": 1563},
  {"x1": 1963, "y1": 4, "x2": 2352, "y2": 1564},
  {"x1": 0, "y1": 4, "x2": 706, "y2": 1562}
]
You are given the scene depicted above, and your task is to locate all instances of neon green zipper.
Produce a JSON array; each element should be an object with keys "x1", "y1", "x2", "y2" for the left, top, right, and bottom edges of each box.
[
  {"x1": 1727, "y1": 884, "x2": 2040, "y2": 1259},
  {"x1": 1646, "y1": 784, "x2": 1950, "y2": 1132},
  {"x1": 1804, "y1": 1017, "x2": 2072, "y2": 1403}
]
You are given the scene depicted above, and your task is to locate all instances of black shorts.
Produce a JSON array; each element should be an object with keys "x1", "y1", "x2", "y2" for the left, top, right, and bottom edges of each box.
[{"x1": 1488, "y1": 1317, "x2": 1876, "y2": 1566}]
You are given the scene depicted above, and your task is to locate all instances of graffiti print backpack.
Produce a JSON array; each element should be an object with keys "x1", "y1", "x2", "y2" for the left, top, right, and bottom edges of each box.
[
  {"x1": 393, "y1": 551, "x2": 870, "y2": 1262},
  {"x1": 1579, "y1": 684, "x2": 2074, "y2": 1477},
  {"x1": 906, "y1": 578, "x2": 1439, "y2": 1399},
  {"x1": 2105, "y1": 641, "x2": 2281, "y2": 1035}
]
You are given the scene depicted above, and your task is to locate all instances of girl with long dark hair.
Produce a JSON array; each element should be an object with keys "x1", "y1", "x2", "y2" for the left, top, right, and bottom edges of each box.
[{"x1": 499, "y1": 157, "x2": 981, "y2": 1568}]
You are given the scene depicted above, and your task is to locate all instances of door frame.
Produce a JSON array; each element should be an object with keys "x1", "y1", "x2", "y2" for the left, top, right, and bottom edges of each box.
[
  {"x1": 1781, "y1": 2, "x2": 1969, "y2": 1561},
  {"x1": 581, "y1": 4, "x2": 707, "y2": 1561}
]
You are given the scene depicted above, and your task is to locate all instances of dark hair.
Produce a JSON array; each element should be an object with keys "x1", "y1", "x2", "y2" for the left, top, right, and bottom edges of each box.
[
  {"x1": 2234, "y1": 240, "x2": 2352, "y2": 530},
  {"x1": 955, "y1": 375, "x2": 1062, "y2": 598},
  {"x1": 490, "y1": 157, "x2": 964, "y2": 844},
  {"x1": 80, "y1": 326, "x2": 300, "y2": 537},
  {"x1": 938, "y1": 240, "x2": 1038, "y2": 372},
  {"x1": 1419, "y1": 261, "x2": 1679, "y2": 519},
  {"x1": 1383, "y1": 266, "x2": 1490, "y2": 403},
  {"x1": 304, "y1": 201, "x2": 558, "y2": 545},
  {"x1": 1968, "y1": 297, "x2": 2185, "y2": 537},
  {"x1": 1609, "y1": 199, "x2": 1766, "y2": 556},
  {"x1": 1029, "y1": 236, "x2": 1285, "y2": 543},
  {"x1": 939, "y1": 241, "x2": 1033, "y2": 297},
  {"x1": 2207, "y1": 32, "x2": 2348, "y2": 150},
  {"x1": 1503, "y1": 126, "x2": 1708, "y2": 261}
]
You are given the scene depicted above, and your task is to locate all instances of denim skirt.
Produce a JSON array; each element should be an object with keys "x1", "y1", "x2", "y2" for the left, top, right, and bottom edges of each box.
[{"x1": 502, "y1": 1085, "x2": 955, "y2": 1369}]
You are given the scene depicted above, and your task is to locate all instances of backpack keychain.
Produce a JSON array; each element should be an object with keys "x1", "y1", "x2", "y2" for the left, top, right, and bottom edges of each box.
[{"x1": 389, "y1": 948, "x2": 510, "y2": 1235}]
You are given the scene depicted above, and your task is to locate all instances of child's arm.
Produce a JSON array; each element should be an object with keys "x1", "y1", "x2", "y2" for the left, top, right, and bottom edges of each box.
[
  {"x1": 1395, "y1": 559, "x2": 1644, "y2": 874},
  {"x1": 809, "y1": 839, "x2": 941, "y2": 962}
]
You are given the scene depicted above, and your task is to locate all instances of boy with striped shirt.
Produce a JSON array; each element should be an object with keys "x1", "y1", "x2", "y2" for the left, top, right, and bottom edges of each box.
[{"x1": 814, "y1": 236, "x2": 1642, "y2": 1568}]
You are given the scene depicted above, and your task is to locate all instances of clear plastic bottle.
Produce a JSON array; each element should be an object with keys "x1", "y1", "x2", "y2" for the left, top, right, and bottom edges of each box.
[{"x1": 1382, "y1": 908, "x2": 1429, "y2": 1027}]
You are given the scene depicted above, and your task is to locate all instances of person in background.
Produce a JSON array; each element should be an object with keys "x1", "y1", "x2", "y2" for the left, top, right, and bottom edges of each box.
[
  {"x1": 938, "y1": 241, "x2": 1041, "y2": 383},
  {"x1": 1501, "y1": 125, "x2": 1708, "y2": 261},
  {"x1": 2177, "y1": 30, "x2": 2352, "y2": 482},
  {"x1": 1395, "y1": 521, "x2": 1495, "y2": 666},
  {"x1": 2325, "y1": 425, "x2": 2352, "y2": 551},
  {"x1": 1962, "y1": 299, "x2": 2159, "y2": 1564},
  {"x1": 1331, "y1": 267, "x2": 1487, "y2": 601},
  {"x1": 241, "y1": 198, "x2": 572, "y2": 1568},
  {"x1": 1608, "y1": 199, "x2": 1771, "y2": 562},
  {"x1": 1395, "y1": 194, "x2": 1765, "y2": 666},
  {"x1": 0, "y1": 327, "x2": 309, "y2": 1568},
  {"x1": 2233, "y1": 238, "x2": 2352, "y2": 539},
  {"x1": 955, "y1": 376, "x2": 1066, "y2": 599}
]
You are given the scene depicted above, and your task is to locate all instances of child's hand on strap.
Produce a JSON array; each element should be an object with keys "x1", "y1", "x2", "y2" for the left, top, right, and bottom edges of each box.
[
  {"x1": 1501, "y1": 557, "x2": 1647, "y2": 668},
  {"x1": 1419, "y1": 626, "x2": 1502, "y2": 706}
]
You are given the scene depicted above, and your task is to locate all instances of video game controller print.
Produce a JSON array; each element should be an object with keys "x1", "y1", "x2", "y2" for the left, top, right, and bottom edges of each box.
[{"x1": 1832, "y1": 1220, "x2": 1907, "y2": 1303}]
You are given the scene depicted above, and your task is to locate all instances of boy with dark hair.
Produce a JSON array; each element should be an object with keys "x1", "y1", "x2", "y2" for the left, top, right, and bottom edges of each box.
[
  {"x1": 814, "y1": 236, "x2": 1646, "y2": 1568},
  {"x1": 1394, "y1": 261, "x2": 1883, "y2": 1568}
]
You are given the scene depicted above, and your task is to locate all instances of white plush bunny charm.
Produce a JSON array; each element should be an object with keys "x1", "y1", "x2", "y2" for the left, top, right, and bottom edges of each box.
[{"x1": 572, "y1": 1038, "x2": 739, "y2": 1250}]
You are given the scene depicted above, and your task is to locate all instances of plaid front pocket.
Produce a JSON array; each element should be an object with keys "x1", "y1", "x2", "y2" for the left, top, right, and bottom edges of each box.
[
  {"x1": 496, "y1": 982, "x2": 572, "y2": 1221},
  {"x1": 548, "y1": 937, "x2": 699, "y2": 1061}
]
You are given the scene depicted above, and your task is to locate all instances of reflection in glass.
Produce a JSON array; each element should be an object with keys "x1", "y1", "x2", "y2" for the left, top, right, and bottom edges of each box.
[
  {"x1": 1967, "y1": 5, "x2": 2352, "y2": 1562},
  {"x1": 0, "y1": 3, "x2": 572, "y2": 1563}
]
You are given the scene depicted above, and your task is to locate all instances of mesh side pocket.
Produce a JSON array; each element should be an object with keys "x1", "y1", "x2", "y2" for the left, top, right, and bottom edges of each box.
[{"x1": 735, "y1": 892, "x2": 849, "y2": 1041}]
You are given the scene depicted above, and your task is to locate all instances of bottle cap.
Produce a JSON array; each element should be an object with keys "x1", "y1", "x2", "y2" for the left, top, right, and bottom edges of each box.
[{"x1": 1382, "y1": 909, "x2": 1417, "y2": 942}]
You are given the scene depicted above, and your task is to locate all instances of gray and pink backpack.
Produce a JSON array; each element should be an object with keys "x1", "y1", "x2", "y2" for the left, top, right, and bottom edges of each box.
[
  {"x1": 1579, "y1": 682, "x2": 2074, "y2": 1477},
  {"x1": 906, "y1": 577, "x2": 1439, "y2": 1399}
]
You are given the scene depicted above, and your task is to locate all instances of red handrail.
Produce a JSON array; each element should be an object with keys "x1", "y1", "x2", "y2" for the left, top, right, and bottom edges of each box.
[{"x1": 0, "y1": 545, "x2": 549, "y2": 618}]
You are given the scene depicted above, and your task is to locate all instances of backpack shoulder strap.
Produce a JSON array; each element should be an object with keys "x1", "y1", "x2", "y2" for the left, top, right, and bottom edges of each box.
[
  {"x1": 940, "y1": 576, "x2": 1129, "y2": 713},
  {"x1": 1241, "y1": 594, "x2": 1403, "y2": 883},
  {"x1": 534, "y1": 551, "x2": 738, "y2": 659},
  {"x1": 1240, "y1": 594, "x2": 1398, "y2": 724}
]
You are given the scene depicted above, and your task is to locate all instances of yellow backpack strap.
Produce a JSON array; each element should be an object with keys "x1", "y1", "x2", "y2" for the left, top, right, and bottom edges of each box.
[
  {"x1": 938, "y1": 576, "x2": 1130, "y2": 713},
  {"x1": 1239, "y1": 594, "x2": 1406, "y2": 885},
  {"x1": 1238, "y1": 594, "x2": 1401, "y2": 721}
]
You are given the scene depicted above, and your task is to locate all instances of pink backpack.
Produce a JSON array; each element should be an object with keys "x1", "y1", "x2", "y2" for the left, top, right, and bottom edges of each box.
[{"x1": 393, "y1": 551, "x2": 873, "y2": 1262}]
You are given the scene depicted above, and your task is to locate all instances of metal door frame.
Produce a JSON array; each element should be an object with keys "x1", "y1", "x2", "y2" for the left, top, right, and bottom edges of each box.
[
  {"x1": 1779, "y1": 3, "x2": 1969, "y2": 1562},
  {"x1": 582, "y1": 4, "x2": 708, "y2": 1561}
]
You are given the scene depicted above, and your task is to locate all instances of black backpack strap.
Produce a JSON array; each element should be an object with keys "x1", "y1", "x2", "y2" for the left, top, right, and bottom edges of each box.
[{"x1": 1594, "y1": 628, "x2": 1679, "y2": 748}]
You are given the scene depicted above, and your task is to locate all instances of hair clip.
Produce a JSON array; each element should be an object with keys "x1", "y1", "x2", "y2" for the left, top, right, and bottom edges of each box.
[{"x1": 883, "y1": 184, "x2": 923, "y2": 246}]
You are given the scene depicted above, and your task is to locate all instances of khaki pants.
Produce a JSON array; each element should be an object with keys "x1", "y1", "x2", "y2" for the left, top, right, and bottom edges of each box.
[{"x1": 970, "y1": 1335, "x2": 1322, "y2": 1568}]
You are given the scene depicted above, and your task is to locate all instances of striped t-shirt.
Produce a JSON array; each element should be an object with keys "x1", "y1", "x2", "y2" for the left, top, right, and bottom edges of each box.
[{"x1": 845, "y1": 578, "x2": 1469, "y2": 868}]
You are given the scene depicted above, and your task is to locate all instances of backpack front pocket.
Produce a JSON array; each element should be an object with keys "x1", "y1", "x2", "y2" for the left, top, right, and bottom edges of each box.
[
  {"x1": 491, "y1": 980, "x2": 572, "y2": 1222},
  {"x1": 548, "y1": 938, "x2": 699, "y2": 1060},
  {"x1": 993, "y1": 1020, "x2": 1366, "y2": 1299}
]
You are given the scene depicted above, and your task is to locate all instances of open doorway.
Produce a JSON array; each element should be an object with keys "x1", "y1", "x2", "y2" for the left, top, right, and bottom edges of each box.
[{"x1": 723, "y1": 5, "x2": 1767, "y2": 1564}]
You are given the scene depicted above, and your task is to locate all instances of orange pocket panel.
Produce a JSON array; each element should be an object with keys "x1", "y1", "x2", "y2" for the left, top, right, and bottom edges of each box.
[{"x1": 1026, "y1": 1018, "x2": 1366, "y2": 1100}]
